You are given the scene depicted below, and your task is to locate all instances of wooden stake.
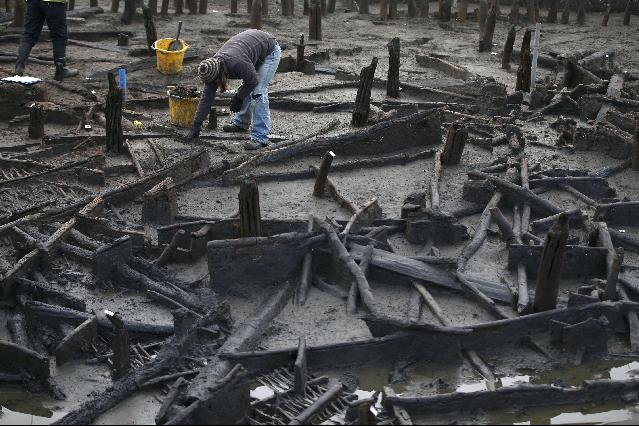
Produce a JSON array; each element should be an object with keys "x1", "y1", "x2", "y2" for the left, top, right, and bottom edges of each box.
[
  {"x1": 231, "y1": 0, "x2": 237, "y2": 13},
  {"x1": 623, "y1": 0, "x2": 632, "y2": 25},
  {"x1": 489, "y1": 207, "x2": 514, "y2": 241},
  {"x1": 328, "y1": 0, "x2": 336, "y2": 13},
  {"x1": 250, "y1": 0, "x2": 262, "y2": 28},
  {"x1": 117, "y1": 33, "x2": 129, "y2": 46},
  {"x1": 199, "y1": 0, "x2": 208, "y2": 13},
  {"x1": 515, "y1": 29, "x2": 532, "y2": 92},
  {"x1": 289, "y1": 0, "x2": 295, "y2": 15},
  {"x1": 408, "y1": 0, "x2": 417, "y2": 17},
  {"x1": 502, "y1": 25, "x2": 516, "y2": 69},
  {"x1": 160, "y1": 0, "x2": 169, "y2": 16},
  {"x1": 533, "y1": 213, "x2": 569, "y2": 312},
  {"x1": 293, "y1": 336, "x2": 307, "y2": 395},
  {"x1": 297, "y1": 216, "x2": 314, "y2": 305},
  {"x1": 320, "y1": 0, "x2": 326, "y2": 15},
  {"x1": 527, "y1": 0, "x2": 535, "y2": 22},
  {"x1": 389, "y1": 0, "x2": 398, "y2": 18},
  {"x1": 560, "y1": 1, "x2": 569, "y2": 24},
  {"x1": 576, "y1": 0, "x2": 585, "y2": 25},
  {"x1": 142, "y1": 6, "x2": 157, "y2": 53},
  {"x1": 347, "y1": 244, "x2": 374, "y2": 314},
  {"x1": 28, "y1": 103, "x2": 45, "y2": 140},
  {"x1": 238, "y1": 177, "x2": 261, "y2": 238},
  {"x1": 111, "y1": 0, "x2": 120, "y2": 13},
  {"x1": 309, "y1": 0, "x2": 321, "y2": 40},
  {"x1": 440, "y1": 0, "x2": 451, "y2": 21},
  {"x1": 509, "y1": 0, "x2": 519, "y2": 24},
  {"x1": 419, "y1": 0, "x2": 429, "y2": 17},
  {"x1": 296, "y1": 33, "x2": 305, "y2": 71},
  {"x1": 387, "y1": 37, "x2": 400, "y2": 98},
  {"x1": 458, "y1": 0, "x2": 468, "y2": 22},
  {"x1": 283, "y1": 0, "x2": 290, "y2": 15},
  {"x1": 313, "y1": 151, "x2": 336, "y2": 196},
  {"x1": 479, "y1": 5, "x2": 497, "y2": 52},
  {"x1": 380, "y1": 0, "x2": 388, "y2": 19},
  {"x1": 106, "y1": 312, "x2": 130, "y2": 380},
  {"x1": 441, "y1": 121, "x2": 468, "y2": 165},
  {"x1": 105, "y1": 72, "x2": 124, "y2": 154},
  {"x1": 602, "y1": 3, "x2": 611, "y2": 25},
  {"x1": 430, "y1": 151, "x2": 442, "y2": 211},
  {"x1": 352, "y1": 57, "x2": 378, "y2": 127},
  {"x1": 479, "y1": 0, "x2": 488, "y2": 36},
  {"x1": 359, "y1": 0, "x2": 369, "y2": 14},
  {"x1": 176, "y1": 0, "x2": 183, "y2": 14}
]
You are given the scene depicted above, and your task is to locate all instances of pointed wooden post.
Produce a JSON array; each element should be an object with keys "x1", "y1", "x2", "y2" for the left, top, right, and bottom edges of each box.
[
  {"x1": 515, "y1": 29, "x2": 532, "y2": 92},
  {"x1": 502, "y1": 25, "x2": 516, "y2": 69},
  {"x1": 313, "y1": 151, "x2": 336, "y2": 196},
  {"x1": 309, "y1": 0, "x2": 321, "y2": 40},
  {"x1": 239, "y1": 177, "x2": 261, "y2": 238},
  {"x1": 105, "y1": 72, "x2": 124, "y2": 154},
  {"x1": 250, "y1": 0, "x2": 262, "y2": 28},
  {"x1": 28, "y1": 103, "x2": 45, "y2": 139},
  {"x1": 479, "y1": 4, "x2": 497, "y2": 52},
  {"x1": 441, "y1": 121, "x2": 468, "y2": 165},
  {"x1": 296, "y1": 33, "x2": 305, "y2": 71},
  {"x1": 352, "y1": 57, "x2": 378, "y2": 127},
  {"x1": 533, "y1": 214, "x2": 569, "y2": 312},
  {"x1": 479, "y1": 0, "x2": 488, "y2": 36},
  {"x1": 380, "y1": 0, "x2": 388, "y2": 19},
  {"x1": 106, "y1": 312, "x2": 130, "y2": 380},
  {"x1": 387, "y1": 37, "x2": 400, "y2": 98},
  {"x1": 142, "y1": 5, "x2": 158, "y2": 53}
]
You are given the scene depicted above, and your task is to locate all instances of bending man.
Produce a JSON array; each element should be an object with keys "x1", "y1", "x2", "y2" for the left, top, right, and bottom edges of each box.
[{"x1": 188, "y1": 29, "x2": 281, "y2": 150}]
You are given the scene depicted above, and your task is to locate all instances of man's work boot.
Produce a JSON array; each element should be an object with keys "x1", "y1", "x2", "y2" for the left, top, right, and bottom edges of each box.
[
  {"x1": 222, "y1": 123, "x2": 247, "y2": 133},
  {"x1": 53, "y1": 59, "x2": 78, "y2": 81},
  {"x1": 15, "y1": 40, "x2": 32, "y2": 76}
]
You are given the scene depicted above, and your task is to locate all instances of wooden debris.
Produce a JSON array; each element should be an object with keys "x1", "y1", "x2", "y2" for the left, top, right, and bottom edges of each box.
[
  {"x1": 106, "y1": 311, "x2": 130, "y2": 379},
  {"x1": 250, "y1": 0, "x2": 262, "y2": 29},
  {"x1": 105, "y1": 72, "x2": 124, "y2": 153},
  {"x1": 561, "y1": 0, "x2": 570, "y2": 23},
  {"x1": 479, "y1": 5, "x2": 496, "y2": 52},
  {"x1": 489, "y1": 207, "x2": 514, "y2": 241},
  {"x1": 516, "y1": 29, "x2": 532, "y2": 92},
  {"x1": 347, "y1": 244, "x2": 374, "y2": 314},
  {"x1": 142, "y1": 5, "x2": 157, "y2": 53},
  {"x1": 293, "y1": 336, "x2": 307, "y2": 395},
  {"x1": 502, "y1": 25, "x2": 516, "y2": 70},
  {"x1": 238, "y1": 177, "x2": 261, "y2": 238},
  {"x1": 297, "y1": 216, "x2": 315, "y2": 305},
  {"x1": 55, "y1": 316, "x2": 98, "y2": 366},
  {"x1": 313, "y1": 151, "x2": 335, "y2": 196},
  {"x1": 28, "y1": 103, "x2": 45, "y2": 139},
  {"x1": 534, "y1": 213, "x2": 569, "y2": 312},
  {"x1": 597, "y1": 222, "x2": 623, "y2": 301},
  {"x1": 623, "y1": 0, "x2": 632, "y2": 25},
  {"x1": 441, "y1": 121, "x2": 468, "y2": 165},
  {"x1": 352, "y1": 57, "x2": 378, "y2": 127},
  {"x1": 387, "y1": 37, "x2": 400, "y2": 98},
  {"x1": 633, "y1": 118, "x2": 639, "y2": 170},
  {"x1": 547, "y1": 0, "x2": 558, "y2": 23},
  {"x1": 430, "y1": 151, "x2": 442, "y2": 211},
  {"x1": 457, "y1": 192, "x2": 502, "y2": 272}
]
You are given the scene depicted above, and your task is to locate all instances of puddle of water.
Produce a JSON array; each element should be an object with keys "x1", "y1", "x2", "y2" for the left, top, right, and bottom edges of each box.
[
  {"x1": 489, "y1": 400, "x2": 639, "y2": 425},
  {"x1": 0, "y1": 386, "x2": 65, "y2": 426}
]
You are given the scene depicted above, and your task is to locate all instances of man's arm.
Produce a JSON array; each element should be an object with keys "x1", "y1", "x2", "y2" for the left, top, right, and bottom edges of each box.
[
  {"x1": 192, "y1": 82, "x2": 218, "y2": 132},
  {"x1": 233, "y1": 61, "x2": 259, "y2": 100}
]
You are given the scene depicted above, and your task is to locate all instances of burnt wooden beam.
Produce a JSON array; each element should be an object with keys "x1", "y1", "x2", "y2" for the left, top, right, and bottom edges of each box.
[
  {"x1": 54, "y1": 316, "x2": 98, "y2": 366},
  {"x1": 479, "y1": 5, "x2": 496, "y2": 52},
  {"x1": 293, "y1": 336, "x2": 307, "y2": 395},
  {"x1": 597, "y1": 222, "x2": 624, "y2": 300},
  {"x1": 516, "y1": 29, "x2": 532, "y2": 92},
  {"x1": 594, "y1": 202, "x2": 639, "y2": 226}
]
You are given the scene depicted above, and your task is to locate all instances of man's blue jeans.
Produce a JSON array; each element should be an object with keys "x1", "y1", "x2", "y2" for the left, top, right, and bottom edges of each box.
[{"x1": 231, "y1": 44, "x2": 281, "y2": 144}]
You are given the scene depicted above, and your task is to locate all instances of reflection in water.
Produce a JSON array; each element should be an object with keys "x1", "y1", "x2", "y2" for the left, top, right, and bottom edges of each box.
[{"x1": 0, "y1": 386, "x2": 65, "y2": 426}]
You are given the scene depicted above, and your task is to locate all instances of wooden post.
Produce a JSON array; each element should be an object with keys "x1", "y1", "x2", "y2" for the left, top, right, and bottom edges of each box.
[
  {"x1": 296, "y1": 33, "x2": 305, "y2": 71},
  {"x1": 408, "y1": 0, "x2": 417, "y2": 17},
  {"x1": 106, "y1": 312, "x2": 130, "y2": 380},
  {"x1": 289, "y1": 0, "x2": 295, "y2": 15},
  {"x1": 387, "y1": 37, "x2": 400, "y2": 98},
  {"x1": 148, "y1": 0, "x2": 157, "y2": 14},
  {"x1": 118, "y1": 33, "x2": 129, "y2": 46},
  {"x1": 313, "y1": 151, "x2": 336, "y2": 196},
  {"x1": 304, "y1": 0, "x2": 309, "y2": 14},
  {"x1": 458, "y1": 0, "x2": 468, "y2": 22},
  {"x1": 12, "y1": 0, "x2": 24, "y2": 27},
  {"x1": 187, "y1": 0, "x2": 197, "y2": 14},
  {"x1": 515, "y1": 29, "x2": 532, "y2": 92},
  {"x1": 247, "y1": 0, "x2": 252, "y2": 12},
  {"x1": 359, "y1": 0, "x2": 369, "y2": 14},
  {"x1": 199, "y1": 0, "x2": 208, "y2": 13},
  {"x1": 419, "y1": 0, "x2": 428, "y2": 17},
  {"x1": 176, "y1": 0, "x2": 183, "y2": 14},
  {"x1": 320, "y1": 0, "x2": 326, "y2": 15},
  {"x1": 250, "y1": 0, "x2": 262, "y2": 29},
  {"x1": 262, "y1": 0, "x2": 268, "y2": 15},
  {"x1": 28, "y1": 103, "x2": 45, "y2": 139},
  {"x1": 105, "y1": 72, "x2": 124, "y2": 154},
  {"x1": 309, "y1": 0, "x2": 321, "y2": 40},
  {"x1": 328, "y1": 0, "x2": 336, "y2": 13},
  {"x1": 479, "y1": 5, "x2": 497, "y2": 52},
  {"x1": 121, "y1": 0, "x2": 136, "y2": 24},
  {"x1": 111, "y1": 0, "x2": 120, "y2": 13},
  {"x1": 293, "y1": 336, "x2": 307, "y2": 395},
  {"x1": 380, "y1": 0, "x2": 388, "y2": 19},
  {"x1": 142, "y1": 6, "x2": 157, "y2": 54},
  {"x1": 533, "y1": 214, "x2": 569, "y2": 312},
  {"x1": 351, "y1": 57, "x2": 378, "y2": 127},
  {"x1": 440, "y1": 0, "x2": 451, "y2": 21},
  {"x1": 632, "y1": 118, "x2": 639, "y2": 171},
  {"x1": 68, "y1": 0, "x2": 75, "y2": 11},
  {"x1": 623, "y1": 0, "x2": 632, "y2": 25},
  {"x1": 230, "y1": 0, "x2": 237, "y2": 13},
  {"x1": 389, "y1": 0, "x2": 398, "y2": 18},
  {"x1": 6, "y1": 0, "x2": 12, "y2": 12},
  {"x1": 576, "y1": 0, "x2": 585, "y2": 25},
  {"x1": 509, "y1": 0, "x2": 519, "y2": 23},
  {"x1": 441, "y1": 121, "x2": 468, "y2": 165},
  {"x1": 560, "y1": 0, "x2": 569, "y2": 24},
  {"x1": 282, "y1": 0, "x2": 290, "y2": 15},
  {"x1": 239, "y1": 178, "x2": 261, "y2": 238},
  {"x1": 161, "y1": 0, "x2": 169, "y2": 16},
  {"x1": 547, "y1": 0, "x2": 558, "y2": 22},
  {"x1": 602, "y1": 3, "x2": 611, "y2": 25},
  {"x1": 502, "y1": 25, "x2": 516, "y2": 69},
  {"x1": 207, "y1": 109, "x2": 217, "y2": 130}
]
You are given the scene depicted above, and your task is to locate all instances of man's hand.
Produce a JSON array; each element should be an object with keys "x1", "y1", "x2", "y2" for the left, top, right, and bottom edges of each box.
[
  {"x1": 185, "y1": 128, "x2": 200, "y2": 142},
  {"x1": 230, "y1": 95, "x2": 243, "y2": 113}
]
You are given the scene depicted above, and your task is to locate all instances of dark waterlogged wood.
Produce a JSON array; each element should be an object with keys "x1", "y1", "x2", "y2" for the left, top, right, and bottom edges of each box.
[
  {"x1": 623, "y1": 0, "x2": 632, "y2": 25},
  {"x1": 309, "y1": 0, "x2": 321, "y2": 40},
  {"x1": 352, "y1": 57, "x2": 378, "y2": 127},
  {"x1": 28, "y1": 103, "x2": 45, "y2": 139},
  {"x1": 441, "y1": 121, "x2": 467, "y2": 165},
  {"x1": 297, "y1": 216, "x2": 314, "y2": 305},
  {"x1": 106, "y1": 312, "x2": 130, "y2": 380},
  {"x1": 479, "y1": 5, "x2": 497, "y2": 52},
  {"x1": 142, "y1": 6, "x2": 157, "y2": 53},
  {"x1": 561, "y1": 0, "x2": 570, "y2": 24},
  {"x1": 238, "y1": 177, "x2": 261, "y2": 237},
  {"x1": 250, "y1": 0, "x2": 262, "y2": 29},
  {"x1": 516, "y1": 29, "x2": 532, "y2": 92},
  {"x1": 547, "y1": 0, "x2": 558, "y2": 23},
  {"x1": 105, "y1": 72, "x2": 123, "y2": 153},
  {"x1": 296, "y1": 33, "x2": 305, "y2": 71},
  {"x1": 602, "y1": 3, "x2": 611, "y2": 25},
  {"x1": 313, "y1": 151, "x2": 336, "y2": 196},
  {"x1": 387, "y1": 37, "x2": 400, "y2": 98},
  {"x1": 502, "y1": 25, "x2": 516, "y2": 70},
  {"x1": 534, "y1": 214, "x2": 569, "y2": 312}
]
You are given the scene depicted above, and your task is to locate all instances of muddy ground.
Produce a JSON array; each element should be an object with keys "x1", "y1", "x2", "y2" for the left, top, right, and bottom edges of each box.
[{"x1": 1, "y1": 0, "x2": 639, "y2": 424}]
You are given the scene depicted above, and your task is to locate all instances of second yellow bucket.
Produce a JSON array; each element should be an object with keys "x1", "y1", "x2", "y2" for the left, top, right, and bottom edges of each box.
[
  {"x1": 152, "y1": 38, "x2": 189, "y2": 75},
  {"x1": 168, "y1": 88, "x2": 200, "y2": 128}
]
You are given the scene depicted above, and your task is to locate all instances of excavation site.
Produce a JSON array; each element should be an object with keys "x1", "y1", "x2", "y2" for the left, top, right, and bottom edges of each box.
[{"x1": 0, "y1": 0, "x2": 638, "y2": 423}]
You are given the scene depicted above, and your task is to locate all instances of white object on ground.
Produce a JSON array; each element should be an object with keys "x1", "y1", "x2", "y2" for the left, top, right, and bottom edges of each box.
[{"x1": 0, "y1": 75, "x2": 43, "y2": 85}]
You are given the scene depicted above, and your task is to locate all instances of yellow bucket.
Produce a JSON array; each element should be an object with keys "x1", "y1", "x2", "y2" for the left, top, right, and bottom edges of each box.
[
  {"x1": 152, "y1": 38, "x2": 189, "y2": 75},
  {"x1": 168, "y1": 88, "x2": 200, "y2": 128}
]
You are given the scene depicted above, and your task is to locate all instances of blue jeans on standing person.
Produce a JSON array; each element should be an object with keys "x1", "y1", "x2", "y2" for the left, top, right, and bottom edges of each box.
[{"x1": 231, "y1": 44, "x2": 281, "y2": 145}]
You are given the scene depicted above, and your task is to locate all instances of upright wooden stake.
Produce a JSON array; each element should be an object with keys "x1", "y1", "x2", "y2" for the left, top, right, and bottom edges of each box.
[
  {"x1": 293, "y1": 336, "x2": 307, "y2": 395},
  {"x1": 359, "y1": 0, "x2": 369, "y2": 14},
  {"x1": 408, "y1": 0, "x2": 417, "y2": 17},
  {"x1": 328, "y1": 0, "x2": 336, "y2": 13},
  {"x1": 199, "y1": 0, "x2": 208, "y2": 13},
  {"x1": 502, "y1": 25, "x2": 516, "y2": 69},
  {"x1": 207, "y1": 108, "x2": 217, "y2": 130},
  {"x1": 304, "y1": 0, "x2": 309, "y2": 14},
  {"x1": 250, "y1": 0, "x2": 262, "y2": 28},
  {"x1": 380, "y1": 0, "x2": 388, "y2": 19},
  {"x1": 352, "y1": 57, "x2": 378, "y2": 127},
  {"x1": 560, "y1": 1, "x2": 570, "y2": 24},
  {"x1": 106, "y1": 312, "x2": 130, "y2": 380},
  {"x1": 320, "y1": 0, "x2": 326, "y2": 15},
  {"x1": 12, "y1": 0, "x2": 24, "y2": 27},
  {"x1": 623, "y1": 0, "x2": 632, "y2": 25},
  {"x1": 479, "y1": 5, "x2": 497, "y2": 52},
  {"x1": 547, "y1": 0, "x2": 558, "y2": 22},
  {"x1": 247, "y1": 0, "x2": 252, "y2": 13},
  {"x1": 187, "y1": 0, "x2": 197, "y2": 14},
  {"x1": 161, "y1": 0, "x2": 169, "y2": 16},
  {"x1": 516, "y1": 29, "x2": 532, "y2": 92},
  {"x1": 387, "y1": 37, "x2": 400, "y2": 98},
  {"x1": 632, "y1": 118, "x2": 639, "y2": 171},
  {"x1": 239, "y1": 177, "x2": 261, "y2": 238},
  {"x1": 440, "y1": 0, "x2": 451, "y2": 21},
  {"x1": 458, "y1": 0, "x2": 468, "y2": 22},
  {"x1": 533, "y1": 214, "x2": 569, "y2": 312},
  {"x1": 309, "y1": 0, "x2": 321, "y2": 40},
  {"x1": 121, "y1": 0, "x2": 136, "y2": 24},
  {"x1": 147, "y1": 0, "x2": 157, "y2": 14},
  {"x1": 175, "y1": 0, "x2": 183, "y2": 14},
  {"x1": 111, "y1": 0, "x2": 120, "y2": 13},
  {"x1": 142, "y1": 6, "x2": 157, "y2": 53},
  {"x1": 479, "y1": 0, "x2": 488, "y2": 36},
  {"x1": 419, "y1": 0, "x2": 428, "y2": 17},
  {"x1": 105, "y1": 72, "x2": 124, "y2": 154},
  {"x1": 576, "y1": 0, "x2": 585, "y2": 25},
  {"x1": 296, "y1": 33, "x2": 305, "y2": 71},
  {"x1": 509, "y1": 0, "x2": 519, "y2": 23},
  {"x1": 313, "y1": 151, "x2": 336, "y2": 196},
  {"x1": 68, "y1": 0, "x2": 75, "y2": 11},
  {"x1": 389, "y1": 0, "x2": 398, "y2": 18},
  {"x1": 602, "y1": 3, "x2": 611, "y2": 25},
  {"x1": 441, "y1": 121, "x2": 468, "y2": 165},
  {"x1": 527, "y1": 0, "x2": 535, "y2": 22},
  {"x1": 282, "y1": 0, "x2": 290, "y2": 15},
  {"x1": 28, "y1": 103, "x2": 45, "y2": 139},
  {"x1": 231, "y1": 0, "x2": 237, "y2": 13},
  {"x1": 289, "y1": 0, "x2": 295, "y2": 15}
]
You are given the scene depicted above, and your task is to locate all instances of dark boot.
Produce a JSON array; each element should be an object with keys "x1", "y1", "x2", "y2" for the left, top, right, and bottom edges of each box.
[
  {"x1": 53, "y1": 58, "x2": 78, "y2": 80},
  {"x1": 15, "y1": 40, "x2": 32, "y2": 76}
]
